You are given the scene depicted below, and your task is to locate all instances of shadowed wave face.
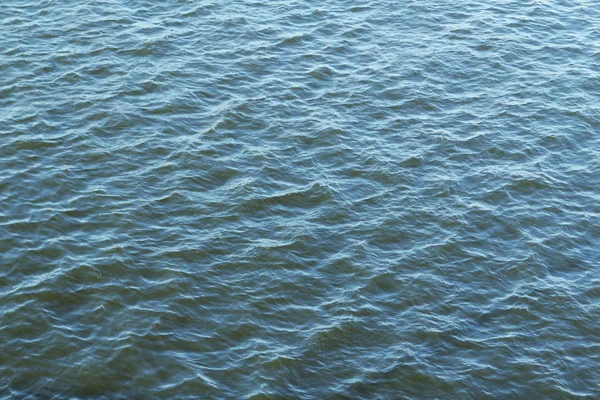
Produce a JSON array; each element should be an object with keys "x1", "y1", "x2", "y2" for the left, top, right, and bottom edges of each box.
[{"x1": 1, "y1": 0, "x2": 599, "y2": 398}]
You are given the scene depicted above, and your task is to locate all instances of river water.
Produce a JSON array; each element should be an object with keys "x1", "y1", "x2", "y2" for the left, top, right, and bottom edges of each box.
[{"x1": 1, "y1": 0, "x2": 599, "y2": 398}]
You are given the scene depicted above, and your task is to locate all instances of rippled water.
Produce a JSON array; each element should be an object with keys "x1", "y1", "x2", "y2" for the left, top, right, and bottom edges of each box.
[{"x1": 2, "y1": 0, "x2": 600, "y2": 398}]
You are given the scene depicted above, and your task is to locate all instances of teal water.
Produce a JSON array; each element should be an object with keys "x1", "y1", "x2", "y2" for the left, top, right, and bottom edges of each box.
[{"x1": 1, "y1": 0, "x2": 600, "y2": 398}]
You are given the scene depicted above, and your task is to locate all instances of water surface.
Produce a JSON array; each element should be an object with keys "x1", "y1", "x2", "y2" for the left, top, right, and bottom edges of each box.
[{"x1": 1, "y1": 0, "x2": 600, "y2": 398}]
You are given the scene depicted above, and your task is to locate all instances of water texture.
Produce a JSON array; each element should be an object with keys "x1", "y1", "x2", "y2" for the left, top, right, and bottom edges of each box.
[{"x1": 1, "y1": 0, "x2": 600, "y2": 398}]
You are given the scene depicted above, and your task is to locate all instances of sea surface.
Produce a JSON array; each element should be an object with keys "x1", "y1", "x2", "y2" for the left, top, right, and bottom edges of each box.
[{"x1": 1, "y1": 0, "x2": 600, "y2": 398}]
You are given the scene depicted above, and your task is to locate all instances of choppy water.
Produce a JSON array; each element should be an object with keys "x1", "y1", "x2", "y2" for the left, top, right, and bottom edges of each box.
[{"x1": 2, "y1": 0, "x2": 600, "y2": 398}]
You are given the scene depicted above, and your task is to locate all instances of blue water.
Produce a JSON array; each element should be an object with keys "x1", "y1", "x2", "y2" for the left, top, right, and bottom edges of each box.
[{"x1": 1, "y1": 0, "x2": 600, "y2": 398}]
